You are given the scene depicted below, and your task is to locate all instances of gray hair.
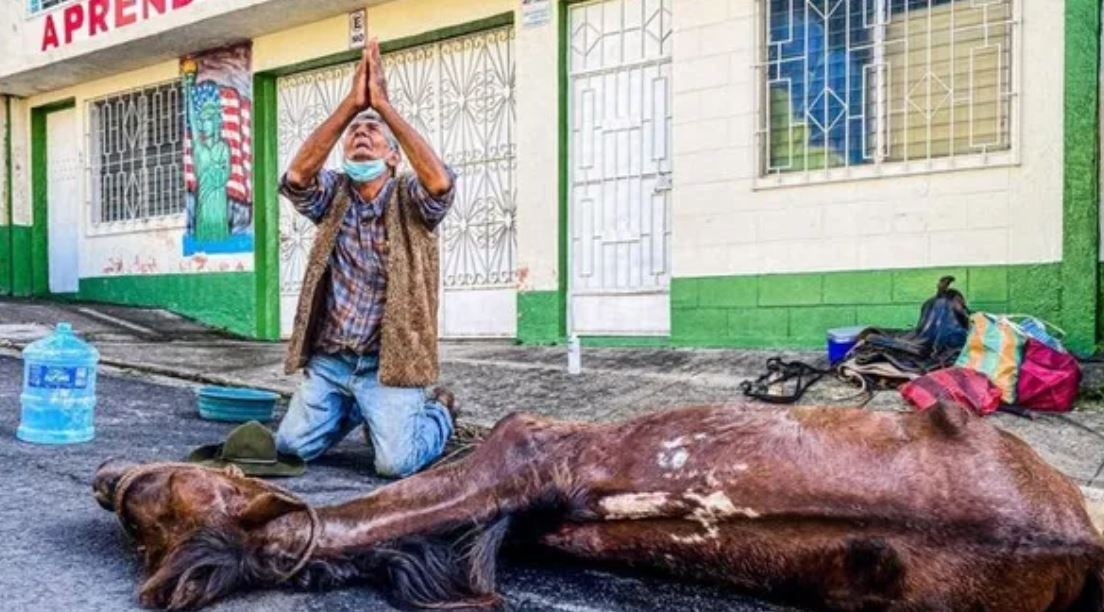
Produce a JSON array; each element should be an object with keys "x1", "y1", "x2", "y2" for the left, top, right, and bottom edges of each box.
[{"x1": 347, "y1": 110, "x2": 399, "y2": 153}]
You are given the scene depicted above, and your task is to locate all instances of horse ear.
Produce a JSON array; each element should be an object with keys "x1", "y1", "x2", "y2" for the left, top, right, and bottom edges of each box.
[{"x1": 236, "y1": 492, "x2": 303, "y2": 530}]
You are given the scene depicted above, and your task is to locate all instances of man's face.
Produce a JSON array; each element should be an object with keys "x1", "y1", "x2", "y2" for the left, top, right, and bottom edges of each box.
[{"x1": 343, "y1": 119, "x2": 398, "y2": 168}]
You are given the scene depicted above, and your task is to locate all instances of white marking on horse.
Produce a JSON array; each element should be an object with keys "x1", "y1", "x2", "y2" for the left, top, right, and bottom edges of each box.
[
  {"x1": 704, "y1": 470, "x2": 720, "y2": 488},
  {"x1": 599, "y1": 492, "x2": 671, "y2": 520},
  {"x1": 670, "y1": 533, "x2": 708, "y2": 545},
  {"x1": 657, "y1": 438, "x2": 690, "y2": 470},
  {"x1": 661, "y1": 437, "x2": 686, "y2": 449},
  {"x1": 676, "y1": 491, "x2": 760, "y2": 540}
]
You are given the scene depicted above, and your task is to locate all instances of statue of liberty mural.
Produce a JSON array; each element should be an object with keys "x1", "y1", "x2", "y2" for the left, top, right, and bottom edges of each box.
[
  {"x1": 179, "y1": 46, "x2": 254, "y2": 256},
  {"x1": 182, "y1": 63, "x2": 232, "y2": 242}
]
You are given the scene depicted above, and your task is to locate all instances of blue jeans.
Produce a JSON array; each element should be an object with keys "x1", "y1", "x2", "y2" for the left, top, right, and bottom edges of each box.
[{"x1": 275, "y1": 352, "x2": 453, "y2": 478}]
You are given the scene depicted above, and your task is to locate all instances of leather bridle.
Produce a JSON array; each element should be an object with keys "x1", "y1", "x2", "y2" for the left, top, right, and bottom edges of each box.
[{"x1": 111, "y1": 461, "x2": 319, "y2": 583}]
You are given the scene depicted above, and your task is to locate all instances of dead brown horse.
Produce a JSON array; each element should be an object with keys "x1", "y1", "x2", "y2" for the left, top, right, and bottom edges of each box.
[{"x1": 93, "y1": 402, "x2": 1104, "y2": 611}]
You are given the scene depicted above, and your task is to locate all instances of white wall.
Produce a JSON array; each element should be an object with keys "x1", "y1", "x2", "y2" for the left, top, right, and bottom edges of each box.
[
  {"x1": 0, "y1": 8, "x2": 26, "y2": 86},
  {"x1": 0, "y1": 97, "x2": 6, "y2": 226},
  {"x1": 670, "y1": 0, "x2": 1063, "y2": 278},
  {"x1": 10, "y1": 97, "x2": 30, "y2": 227},
  {"x1": 513, "y1": 2, "x2": 560, "y2": 292}
]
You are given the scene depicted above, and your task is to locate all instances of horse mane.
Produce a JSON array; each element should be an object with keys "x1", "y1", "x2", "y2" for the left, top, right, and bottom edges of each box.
[{"x1": 138, "y1": 517, "x2": 512, "y2": 610}]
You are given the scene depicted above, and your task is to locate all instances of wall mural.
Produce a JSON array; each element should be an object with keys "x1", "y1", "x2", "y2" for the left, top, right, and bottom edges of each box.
[{"x1": 181, "y1": 43, "x2": 254, "y2": 256}]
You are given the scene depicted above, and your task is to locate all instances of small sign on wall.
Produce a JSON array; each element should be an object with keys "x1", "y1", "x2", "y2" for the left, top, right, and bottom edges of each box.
[
  {"x1": 521, "y1": 0, "x2": 551, "y2": 28},
  {"x1": 349, "y1": 9, "x2": 367, "y2": 49}
]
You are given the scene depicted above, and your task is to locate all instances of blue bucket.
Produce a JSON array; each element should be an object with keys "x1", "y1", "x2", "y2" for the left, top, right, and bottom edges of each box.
[
  {"x1": 196, "y1": 386, "x2": 279, "y2": 423},
  {"x1": 827, "y1": 326, "x2": 866, "y2": 365}
]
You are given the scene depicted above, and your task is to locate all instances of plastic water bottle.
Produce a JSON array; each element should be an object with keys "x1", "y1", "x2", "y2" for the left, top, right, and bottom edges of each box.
[
  {"x1": 567, "y1": 333, "x2": 581, "y2": 375},
  {"x1": 18, "y1": 322, "x2": 100, "y2": 444}
]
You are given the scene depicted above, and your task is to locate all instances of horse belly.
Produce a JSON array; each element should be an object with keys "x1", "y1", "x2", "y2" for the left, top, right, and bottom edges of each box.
[{"x1": 536, "y1": 519, "x2": 1095, "y2": 611}]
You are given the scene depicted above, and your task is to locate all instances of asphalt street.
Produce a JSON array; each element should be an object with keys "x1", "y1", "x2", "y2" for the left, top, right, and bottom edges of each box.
[{"x1": 0, "y1": 356, "x2": 781, "y2": 612}]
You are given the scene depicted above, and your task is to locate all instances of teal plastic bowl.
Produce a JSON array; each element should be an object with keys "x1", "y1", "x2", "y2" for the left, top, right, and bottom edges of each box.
[{"x1": 196, "y1": 386, "x2": 279, "y2": 422}]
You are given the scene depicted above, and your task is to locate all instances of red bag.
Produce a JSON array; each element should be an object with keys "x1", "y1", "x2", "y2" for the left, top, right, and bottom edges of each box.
[
  {"x1": 1015, "y1": 339, "x2": 1081, "y2": 412},
  {"x1": 900, "y1": 368, "x2": 1003, "y2": 416}
]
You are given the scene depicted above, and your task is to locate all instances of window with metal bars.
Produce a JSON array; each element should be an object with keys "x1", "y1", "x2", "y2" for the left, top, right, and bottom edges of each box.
[
  {"x1": 759, "y1": 0, "x2": 1015, "y2": 177},
  {"x1": 89, "y1": 81, "x2": 186, "y2": 224},
  {"x1": 27, "y1": 0, "x2": 75, "y2": 15}
]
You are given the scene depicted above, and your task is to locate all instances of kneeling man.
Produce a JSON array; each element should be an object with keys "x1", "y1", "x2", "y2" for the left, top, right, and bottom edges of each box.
[{"x1": 276, "y1": 38, "x2": 456, "y2": 478}]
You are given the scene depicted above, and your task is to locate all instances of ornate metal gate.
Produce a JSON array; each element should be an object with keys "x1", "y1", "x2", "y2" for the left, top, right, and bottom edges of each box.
[
  {"x1": 275, "y1": 26, "x2": 517, "y2": 339},
  {"x1": 568, "y1": 0, "x2": 673, "y2": 335}
]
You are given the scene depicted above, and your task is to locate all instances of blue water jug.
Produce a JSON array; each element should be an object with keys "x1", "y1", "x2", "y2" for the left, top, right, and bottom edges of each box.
[{"x1": 18, "y1": 322, "x2": 100, "y2": 444}]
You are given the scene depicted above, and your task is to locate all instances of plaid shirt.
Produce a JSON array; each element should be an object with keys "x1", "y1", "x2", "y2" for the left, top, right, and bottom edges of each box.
[{"x1": 279, "y1": 168, "x2": 455, "y2": 356}]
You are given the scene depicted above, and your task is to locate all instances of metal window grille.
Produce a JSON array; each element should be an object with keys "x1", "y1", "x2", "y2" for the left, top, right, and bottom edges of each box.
[
  {"x1": 27, "y1": 0, "x2": 76, "y2": 15},
  {"x1": 88, "y1": 81, "x2": 186, "y2": 224},
  {"x1": 758, "y1": 0, "x2": 1016, "y2": 177}
]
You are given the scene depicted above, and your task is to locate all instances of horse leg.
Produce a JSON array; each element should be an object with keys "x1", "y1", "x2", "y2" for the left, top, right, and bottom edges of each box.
[
  {"x1": 305, "y1": 413, "x2": 586, "y2": 553},
  {"x1": 535, "y1": 520, "x2": 1101, "y2": 611}
]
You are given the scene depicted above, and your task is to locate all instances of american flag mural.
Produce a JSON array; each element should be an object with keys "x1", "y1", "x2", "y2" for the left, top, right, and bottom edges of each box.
[
  {"x1": 180, "y1": 43, "x2": 254, "y2": 256},
  {"x1": 183, "y1": 83, "x2": 253, "y2": 203}
]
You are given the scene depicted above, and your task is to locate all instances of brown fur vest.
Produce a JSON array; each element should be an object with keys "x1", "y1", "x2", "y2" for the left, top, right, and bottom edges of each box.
[{"x1": 283, "y1": 173, "x2": 439, "y2": 387}]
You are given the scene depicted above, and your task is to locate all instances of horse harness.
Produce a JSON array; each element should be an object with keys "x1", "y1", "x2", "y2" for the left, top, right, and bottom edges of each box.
[{"x1": 111, "y1": 461, "x2": 320, "y2": 584}]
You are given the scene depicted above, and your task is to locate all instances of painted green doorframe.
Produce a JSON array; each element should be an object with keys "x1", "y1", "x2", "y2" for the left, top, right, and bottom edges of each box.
[
  {"x1": 250, "y1": 11, "x2": 516, "y2": 341},
  {"x1": 1064, "y1": 0, "x2": 1101, "y2": 354},
  {"x1": 252, "y1": 73, "x2": 281, "y2": 340},
  {"x1": 30, "y1": 98, "x2": 76, "y2": 298},
  {"x1": 553, "y1": 0, "x2": 593, "y2": 344},
  {"x1": 4, "y1": 96, "x2": 12, "y2": 295}
]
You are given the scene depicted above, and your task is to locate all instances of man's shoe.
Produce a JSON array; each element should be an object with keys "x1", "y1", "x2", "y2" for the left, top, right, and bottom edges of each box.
[{"x1": 430, "y1": 386, "x2": 460, "y2": 424}]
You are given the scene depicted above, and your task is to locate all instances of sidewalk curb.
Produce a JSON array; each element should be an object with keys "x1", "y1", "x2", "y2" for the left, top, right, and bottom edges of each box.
[{"x1": 1081, "y1": 485, "x2": 1104, "y2": 500}]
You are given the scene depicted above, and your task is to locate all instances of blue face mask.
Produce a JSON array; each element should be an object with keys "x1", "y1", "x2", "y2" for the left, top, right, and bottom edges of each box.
[{"x1": 343, "y1": 158, "x2": 388, "y2": 183}]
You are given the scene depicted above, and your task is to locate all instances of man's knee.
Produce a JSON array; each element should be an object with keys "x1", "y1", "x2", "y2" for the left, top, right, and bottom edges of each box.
[
  {"x1": 276, "y1": 428, "x2": 316, "y2": 461},
  {"x1": 373, "y1": 451, "x2": 420, "y2": 478}
]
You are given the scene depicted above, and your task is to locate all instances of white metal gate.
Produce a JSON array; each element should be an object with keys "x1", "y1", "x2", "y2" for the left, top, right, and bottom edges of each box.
[
  {"x1": 47, "y1": 108, "x2": 80, "y2": 294},
  {"x1": 568, "y1": 0, "x2": 673, "y2": 335},
  {"x1": 276, "y1": 26, "x2": 517, "y2": 339}
]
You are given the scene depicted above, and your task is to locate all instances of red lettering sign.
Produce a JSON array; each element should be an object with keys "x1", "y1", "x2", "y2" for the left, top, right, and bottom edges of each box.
[
  {"x1": 89, "y1": 0, "x2": 110, "y2": 36},
  {"x1": 41, "y1": 14, "x2": 59, "y2": 51},
  {"x1": 41, "y1": 0, "x2": 199, "y2": 51},
  {"x1": 115, "y1": 0, "x2": 137, "y2": 28},
  {"x1": 142, "y1": 0, "x2": 166, "y2": 20},
  {"x1": 63, "y1": 4, "x2": 85, "y2": 44}
]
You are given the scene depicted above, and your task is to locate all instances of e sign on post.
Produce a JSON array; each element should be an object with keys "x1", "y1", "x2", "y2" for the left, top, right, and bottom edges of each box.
[
  {"x1": 521, "y1": 0, "x2": 551, "y2": 28},
  {"x1": 349, "y1": 9, "x2": 367, "y2": 49}
]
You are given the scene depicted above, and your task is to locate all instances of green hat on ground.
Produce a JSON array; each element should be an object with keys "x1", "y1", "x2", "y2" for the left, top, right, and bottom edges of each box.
[{"x1": 187, "y1": 421, "x2": 305, "y2": 477}]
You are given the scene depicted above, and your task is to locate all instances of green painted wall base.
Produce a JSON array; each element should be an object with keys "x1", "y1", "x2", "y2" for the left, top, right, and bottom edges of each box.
[
  {"x1": 671, "y1": 265, "x2": 1061, "y2": 349},
  {"x1": 0, "y1": 224, "x2": 32, "y2": 296},
  {"x1": 517, "y1": 290, "x2": 564, "y2": 345},
  {"x1": 516, "y1": 264, "x2": 1067, "y2": 350},
  {"x1": 76, "y1": 273, "x2": 258, "y2": 337}
]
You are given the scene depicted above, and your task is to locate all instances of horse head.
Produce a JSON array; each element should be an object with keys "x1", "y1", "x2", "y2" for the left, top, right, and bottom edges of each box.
[{"x1": 93, "y1": 459, "x2": 314, "y2": 610}]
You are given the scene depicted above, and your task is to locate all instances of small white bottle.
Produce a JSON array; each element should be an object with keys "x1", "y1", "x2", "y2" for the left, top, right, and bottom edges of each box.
[{"x1": 567, "y1": 333, "x2": 582, "y2": 375}]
